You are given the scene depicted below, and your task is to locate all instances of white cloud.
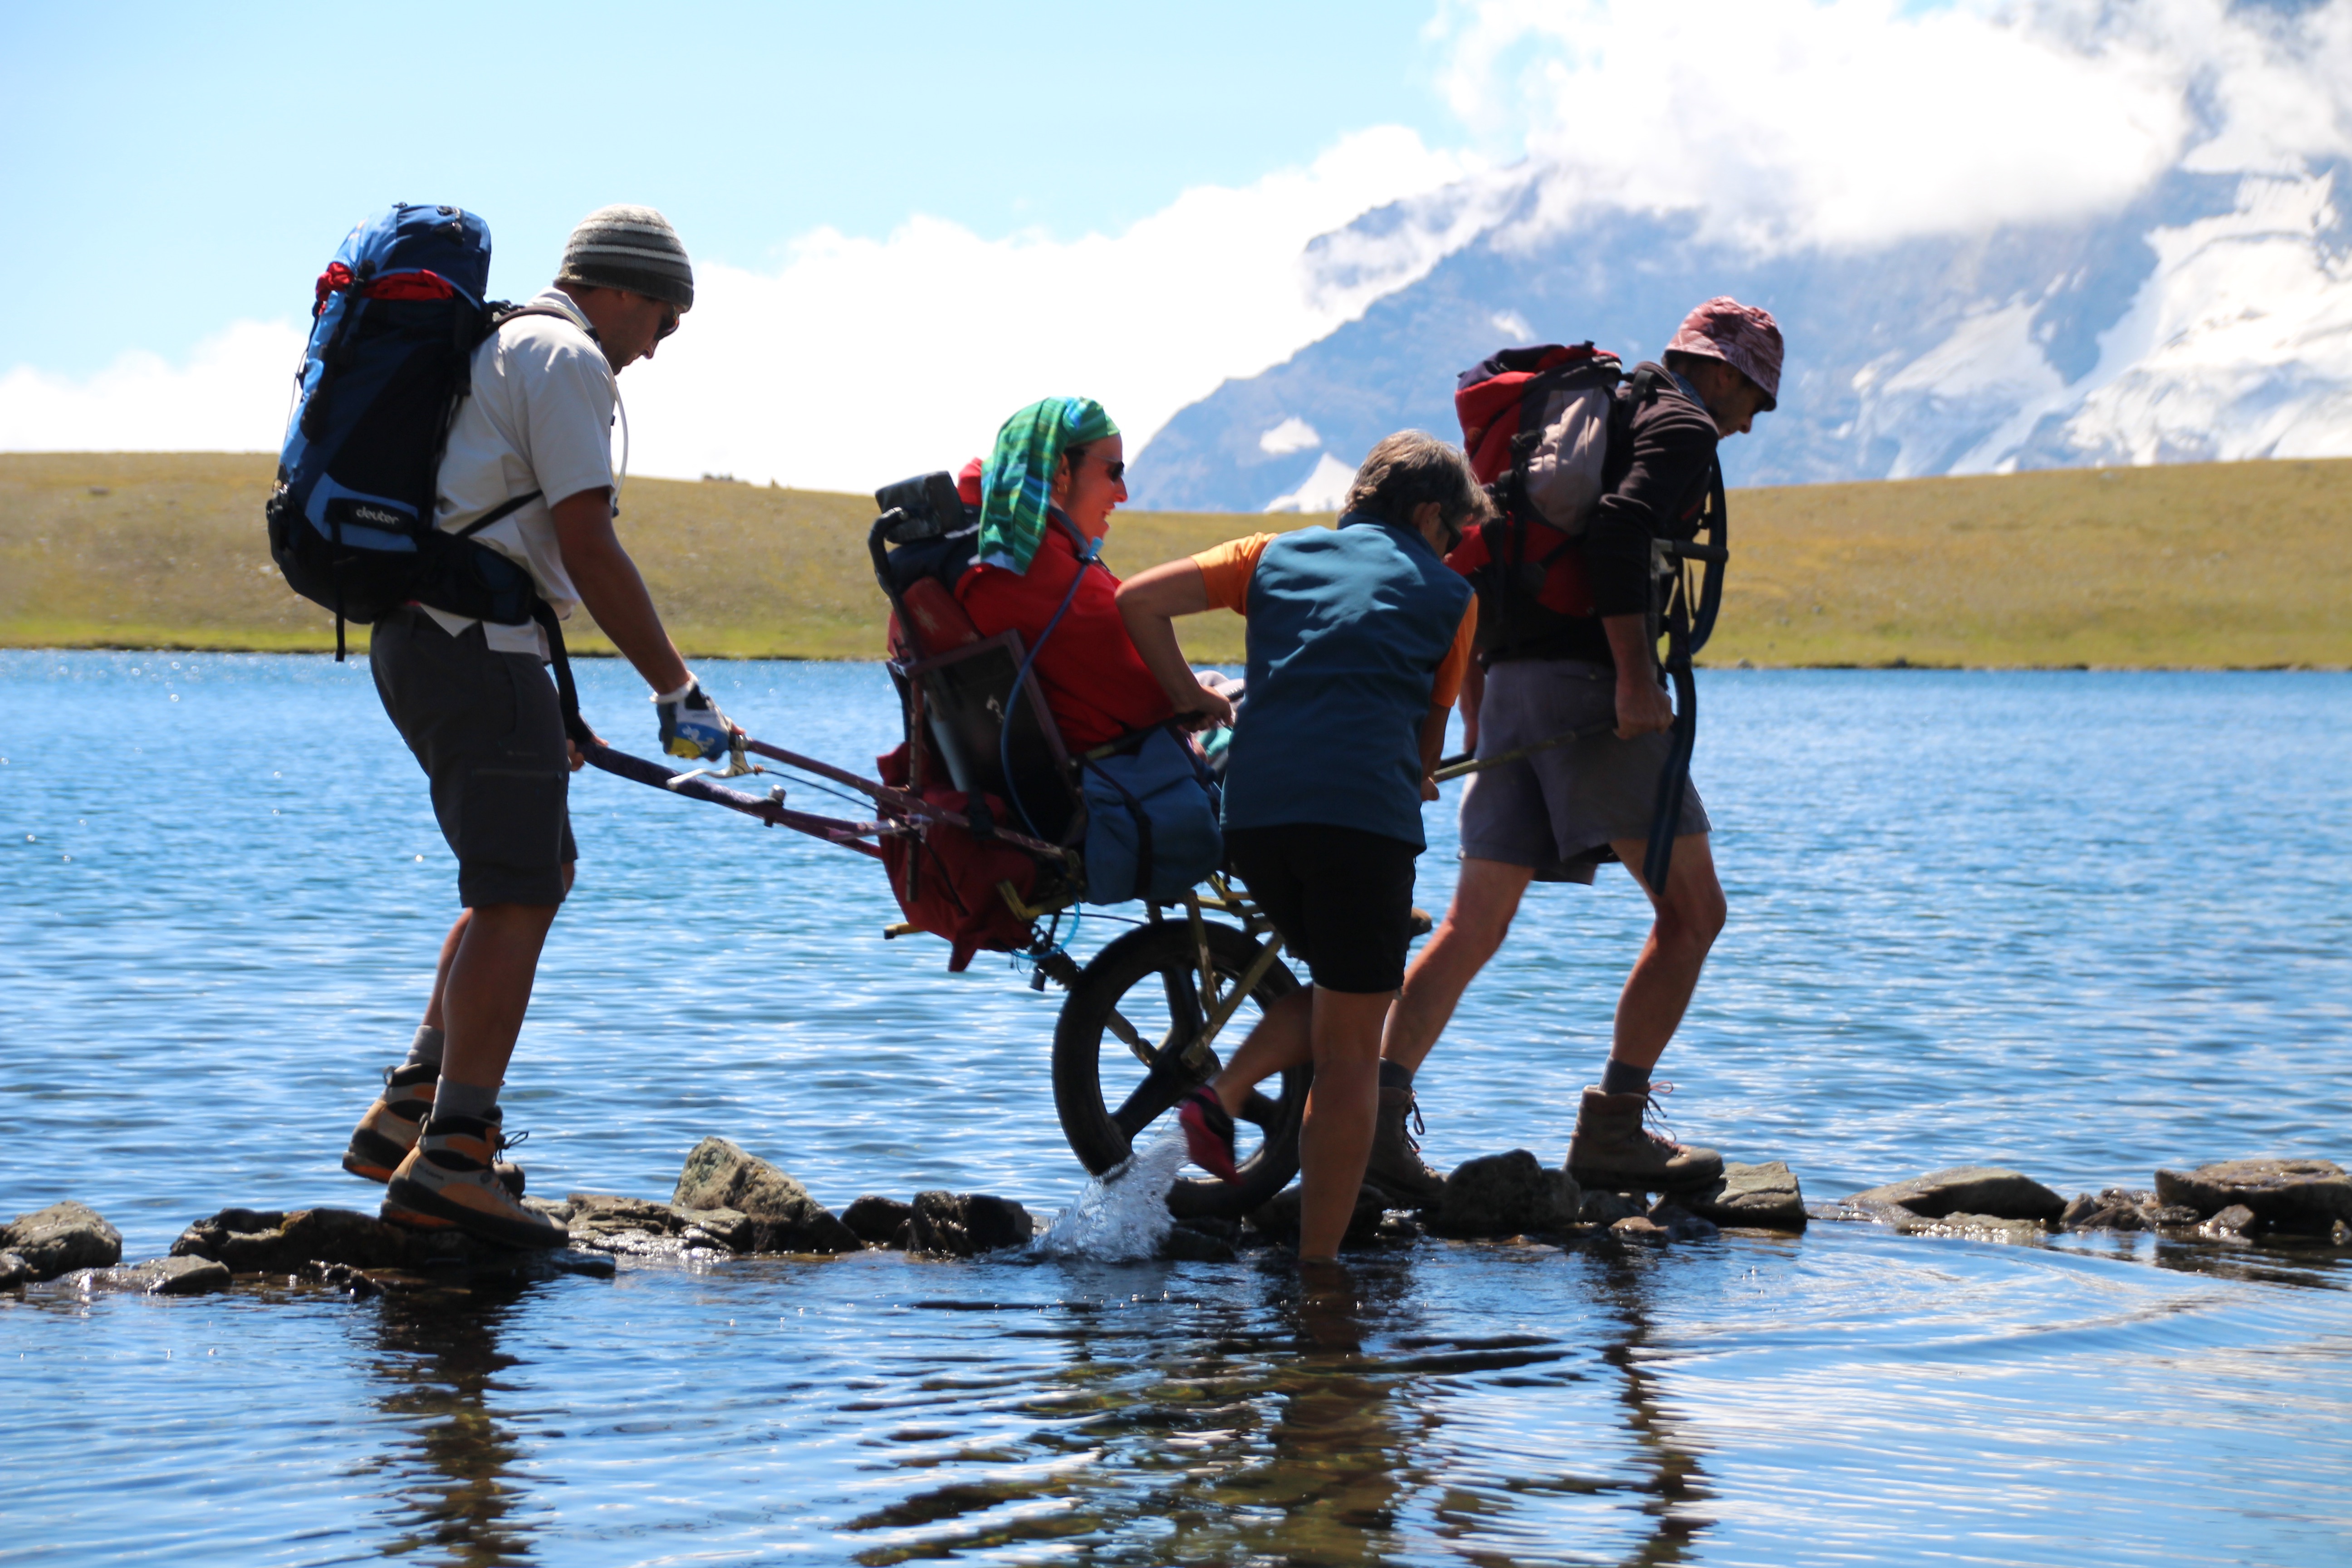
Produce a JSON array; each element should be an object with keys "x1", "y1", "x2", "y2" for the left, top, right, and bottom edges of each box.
[
  {"x1": 1429, "y1": 0, "x2": 2352, "y2": 252},
  {"x1": 0, "y1": 319, "x2": 305, "y2": 453},
  {"x1": 0, "y1": 128, "x2": 1482, "y2": 487},
  {"x1": 1258, "y1": 416, "x2": 1322, "y2": 455},
  {"x1": 1264, "y1": 451, "x2": 1357, "y2": 513},
  {"x1": 619, "y1": 127, "x2": 1482, "y2": 489}
]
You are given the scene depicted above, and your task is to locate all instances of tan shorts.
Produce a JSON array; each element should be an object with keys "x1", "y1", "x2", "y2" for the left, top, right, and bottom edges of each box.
[{"x1": 1456, "y1": 658, "x2": 1709, "y2": 884}]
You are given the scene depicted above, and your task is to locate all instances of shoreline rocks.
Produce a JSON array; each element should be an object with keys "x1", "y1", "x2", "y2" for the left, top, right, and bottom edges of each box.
[
  {"x1": 671, "y1": 1137, "x2": 860, "y2": 1254},
  {"x1": 1424, "y1": 1151, "x2": 1580, "y2": 1240},
  {"x1": 2154, "y1": 1159, "x2": 2352, "y2": 1237},
  {"x1": 5, "y1": 1200, "x2": 123, "y2": 1283},
  {"x1": 1846, "y1": 1167, "x2": 2067, "y2": 1225},
  {"x1": 1681, "y1": 1162, "x2": 1808, "y2": 1231}
]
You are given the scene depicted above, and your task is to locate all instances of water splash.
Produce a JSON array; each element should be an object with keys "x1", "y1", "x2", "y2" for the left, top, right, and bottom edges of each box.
[{"x1": 1030, "y1": 1126, "x2": 1187, "y2": 1260}]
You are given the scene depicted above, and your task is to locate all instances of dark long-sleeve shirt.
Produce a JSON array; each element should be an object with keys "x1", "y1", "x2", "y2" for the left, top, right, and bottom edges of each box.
[{"x1": 1492, "y1": 364, "x2": 1721, "y2": 666}]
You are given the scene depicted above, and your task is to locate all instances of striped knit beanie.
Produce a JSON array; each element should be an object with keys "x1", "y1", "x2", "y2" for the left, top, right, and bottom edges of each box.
[{"x1": 557, "y1": 205, "x2": 694, "y2": 309}]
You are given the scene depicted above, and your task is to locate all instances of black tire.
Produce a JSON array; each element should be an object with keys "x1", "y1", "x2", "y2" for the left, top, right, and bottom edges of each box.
[{"x1": 1052, "y1": 919, "x2": 1306, "y2": 1218}]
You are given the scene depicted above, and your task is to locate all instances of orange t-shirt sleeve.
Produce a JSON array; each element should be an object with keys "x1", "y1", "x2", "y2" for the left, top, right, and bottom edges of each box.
[
  {"x1": 1189, "y1": 533, "x2": 1277, "y2": 614},
  {"x1": 1429, "y1": 598, "x2": 1478, "y2": 709}
]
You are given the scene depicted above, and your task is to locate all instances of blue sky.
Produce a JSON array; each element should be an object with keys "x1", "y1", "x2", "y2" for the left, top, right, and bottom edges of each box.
[
  {"x1": 5, "y1": 0, "x2": 2325, "y2": 487},
  {"x1": 1, "y1": 0, "x2": 1461, "y2": 376}
]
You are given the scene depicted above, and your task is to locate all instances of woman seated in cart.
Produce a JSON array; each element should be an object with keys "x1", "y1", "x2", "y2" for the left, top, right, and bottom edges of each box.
[
  {"x1": 952, "y1": 397, "x2": 1175, "y2": 752},
  {"x1": 1115, "y1": 431, "x2": 1486, "y2": 1264}
]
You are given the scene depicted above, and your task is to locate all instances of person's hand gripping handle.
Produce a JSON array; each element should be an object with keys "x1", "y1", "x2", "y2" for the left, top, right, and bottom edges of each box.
[{"x1": 653, "y1": 677, "x2": 739, "y2": 762}]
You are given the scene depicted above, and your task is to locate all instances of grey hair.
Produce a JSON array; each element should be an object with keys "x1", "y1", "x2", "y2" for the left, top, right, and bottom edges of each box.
[{"x1": 1343, "y1": 430, "x2": 1490, "y2": 529}]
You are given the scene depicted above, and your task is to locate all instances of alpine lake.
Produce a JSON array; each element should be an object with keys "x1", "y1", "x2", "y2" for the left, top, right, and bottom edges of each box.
[{"x1": 4, "y1": 652, "x2": 2350, "y2": 1567}]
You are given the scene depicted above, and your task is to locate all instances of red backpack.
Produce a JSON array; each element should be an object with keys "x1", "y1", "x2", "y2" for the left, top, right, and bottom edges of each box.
[{"x1": 1446, "y1": 342, "x2": 1638, "y2": 652}]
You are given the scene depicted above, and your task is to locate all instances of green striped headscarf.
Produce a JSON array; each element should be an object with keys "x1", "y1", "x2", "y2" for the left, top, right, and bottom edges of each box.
[{"x1": 977, "y1": 397, "x2": 1120, "y2": 574}]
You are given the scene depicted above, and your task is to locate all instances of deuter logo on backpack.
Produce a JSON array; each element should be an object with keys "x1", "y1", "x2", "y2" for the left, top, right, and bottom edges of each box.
[
  {"x1": 1446, "y1": 341, "x2": 1628, "y2": 650},
  {"x1": 265, "y1": 202, "x2": 565, "y2": 659}
]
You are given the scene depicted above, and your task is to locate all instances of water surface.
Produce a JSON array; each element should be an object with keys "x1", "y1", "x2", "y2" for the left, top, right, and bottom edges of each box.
[{"x1": 3, "y1": 655, "x2": 2349, "y2": 1565}]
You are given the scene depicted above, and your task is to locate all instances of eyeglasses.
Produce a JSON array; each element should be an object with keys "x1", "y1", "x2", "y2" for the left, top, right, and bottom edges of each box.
[
  {"x1": 1102, "y1": 459, "x2": 1125, "y2": 484},
  {"x1": 655, "y1": 303, "x2": 681, "y2": 342}
]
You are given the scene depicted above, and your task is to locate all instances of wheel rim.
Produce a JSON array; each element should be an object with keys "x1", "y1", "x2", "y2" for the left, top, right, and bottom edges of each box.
[{"x1": 1055, "y1": 921, "x2": 1305, "y2": 1200}]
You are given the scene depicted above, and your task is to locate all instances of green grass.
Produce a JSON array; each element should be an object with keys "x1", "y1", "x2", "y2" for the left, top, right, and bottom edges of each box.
[{"x1": 4, "y1": 451, "x2": 2346, "y2": 667}]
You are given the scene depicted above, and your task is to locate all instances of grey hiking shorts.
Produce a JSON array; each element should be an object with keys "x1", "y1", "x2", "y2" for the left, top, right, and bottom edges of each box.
[
  {"x1": 1456, "y1": 658, "x2": 1709, "y2": 884},
  {"x1": 371, "y1": 606, "x2": 576, "y2": 909}
]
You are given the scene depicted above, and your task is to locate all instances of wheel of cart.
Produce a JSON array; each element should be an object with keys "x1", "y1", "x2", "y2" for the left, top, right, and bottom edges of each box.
[{"x1": 1049, "y1": 883, "x2": 1305, "y2": 1217}]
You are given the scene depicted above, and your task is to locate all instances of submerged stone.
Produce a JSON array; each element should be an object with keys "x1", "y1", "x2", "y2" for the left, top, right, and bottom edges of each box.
[
  {"x1": 0, "y1": 1252, "x2": 32, "y2": 1290},
  {"x1": 2200, "y1": 1204, "x2": 2259, "y2": 1238},
  {"x1": 908, "y1": 1192, "x2": 1033, "y2": 1257},
  {"x1": 69, "y1": 1256, "x2": 232, "y2": 1296},
  {"x1": 1425, "y1": 1151, "x2": 1579, "y2": 1239},
  {"x1": 1647, "y1": 1200, "x2": 1721, "y2": 1242},
  {"x1": 672, "y1": 1137, "x2": 859, "y2": 1253},
  {"x1": 5, "y1": 1200, "x2": 123, "y2": 1281},
  {"x1": 1578, "y1": 1190, "x2": 1648, "y2": 1227},
  {"x1": 1681, "y1": 1161, "x2": 1807, "y2": 1230},
  {"x1": 1610, "y1": 1215, "x2": 1668, "y2": 1243},
  {"x1": 2154, "y1": 1159, "x2": 2352, "y2": 1235},
  {"x1": 1160, "y1": 1223, "x2": 1238, "y2": 1263},
  {"x1": 1890, "y1": 1210, "x2": 2046, "y2": 1242},
  {"x1": 1245, "y1": 1184, "x2": 1387, "y2": 1249},
  {"x1": 843, "y1": 1196, "x2": 914, "y2": 1248},
  {"x1": 1847, "y1": 1166, "x2": 2066, "y2": 1224}
]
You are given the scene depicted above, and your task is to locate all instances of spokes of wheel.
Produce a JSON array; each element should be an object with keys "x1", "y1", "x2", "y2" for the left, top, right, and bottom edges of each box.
[{"x1": 1051, "y1": 919, "x2": 1310, "y2": 1218}]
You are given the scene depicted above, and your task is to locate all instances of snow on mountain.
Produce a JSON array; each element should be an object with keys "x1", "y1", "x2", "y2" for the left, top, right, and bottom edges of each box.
[{"x1": 1129, "y1": 159, "x2": 2352, "y2": 511}]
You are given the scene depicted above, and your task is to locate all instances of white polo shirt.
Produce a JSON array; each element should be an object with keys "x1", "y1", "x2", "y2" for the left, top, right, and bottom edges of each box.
[{"x1": 424, "y1": 288, "x2": 617, "y2": 658}]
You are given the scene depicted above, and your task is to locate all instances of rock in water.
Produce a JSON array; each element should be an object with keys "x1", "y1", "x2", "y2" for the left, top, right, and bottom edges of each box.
[
  {"x1": 1425, "y1": 1151, "x2": 1579, "y2": 1239},
  {"x1": 1647, "y1": 1200, "x2": 1721, "y2": 1241},
  {"x1": 843, "y1": 1196, "x2": 914, "y2": 1248},
  {"x1": 1681, "y1": 1161, "x2": 1807, "y2": 1230},
  {"x1": 908, "y1": 1192, "x2": 1033, "y2": 1257},
  {"x1": 671, "y1": 1137, "x2": 859, "y2": 1253},
  {"x1": 68, "y1": 1256, "x2": 232, "y2": 1297},
  {"x1": 1579, "y1": 1190, "x2": 1648, "y2": 1226},
  {"x1": 1847, "y1": 1167, "x2": 2066, "y2": 1224},
  {"x1": 1244, "y1": 1184, "x2": 1387, "y2": 1248},
  {"x1": 171, "y1": 1208, "x2": 409, "y2": 1273},
  {"x1": 5, "y1": 1201, "x2": 123, "y2": 1281},
  {"x1": 0, "y1": 1253, "x2": 32, "y2": 1290},
  {"x1": 2154, "y1": 1159, "x2": 2352, "y2": 1235},
  {"x1": 564, "y1": 1194, "x2": 755, "y2": 1252}
]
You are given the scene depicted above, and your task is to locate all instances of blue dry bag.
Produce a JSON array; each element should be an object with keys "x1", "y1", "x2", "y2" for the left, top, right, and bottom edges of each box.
[
  {"x1": 1079, "y1": 725, "x2": 1225, "y2": 905},
  {"x1": 265, "y1": 203, "x2": 574, "y2": 669}
]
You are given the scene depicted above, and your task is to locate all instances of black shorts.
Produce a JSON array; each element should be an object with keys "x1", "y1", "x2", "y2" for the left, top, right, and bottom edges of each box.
[
  {"x1": 371, "y1": 607, "x2": 576, "y2": 909},
  {"x1": 1224, "y1": 823, "x2": 1419, "y2": 995}
]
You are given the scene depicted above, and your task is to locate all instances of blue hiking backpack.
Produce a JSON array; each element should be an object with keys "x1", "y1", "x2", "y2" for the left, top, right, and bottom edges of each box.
[{"x1": 266, "y1": 202, "x2": 589, "y2": 736}]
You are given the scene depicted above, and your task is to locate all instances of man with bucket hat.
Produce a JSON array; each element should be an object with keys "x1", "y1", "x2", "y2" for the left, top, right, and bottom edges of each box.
[{"x1": 1365, "y1": 297, "x2": 1783, "y2": 1200}]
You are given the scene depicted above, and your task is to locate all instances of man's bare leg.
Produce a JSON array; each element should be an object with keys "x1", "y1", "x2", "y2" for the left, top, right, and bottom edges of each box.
[
  {"x1": 1296, "y1": 988, "x2": 1394, "y2": 1261},
  {"x1": 438, "y1": 863, "x2": 573, "y2": 1095},
  {"x1": 1381, "y1": 858, "x2": 1535, "y2": 1071},
  {"x1": 420, "y1": 910, "x2": 470, "y2": 1032},
  {"x1": 1600, "y1": 833, "x2": 1725, "y2": 1072}
]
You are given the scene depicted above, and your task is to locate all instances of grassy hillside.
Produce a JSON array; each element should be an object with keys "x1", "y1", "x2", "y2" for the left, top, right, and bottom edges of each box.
[{"x1": 2, "y1": 451, "x2": 2346, "y2": 666}]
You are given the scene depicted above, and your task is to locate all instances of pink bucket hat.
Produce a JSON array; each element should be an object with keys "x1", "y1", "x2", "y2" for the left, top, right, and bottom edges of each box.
[{"x1": 1666, "y1": 297, "x2": 1784, "y2": 411}]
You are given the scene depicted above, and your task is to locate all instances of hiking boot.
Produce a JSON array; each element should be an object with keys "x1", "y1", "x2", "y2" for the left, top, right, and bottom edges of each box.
[
  {"x1": 344, "y1": 1064, "x2": 525, "y2": 1196},
  {"x1": 383, "y1": 1114, "x2": 567, "y2": 1249},
  {"x1": 342, "y1": 1061, "x2": 441, "y2": 1183},
  {"x1": 1564, "y1": 1085, "x2": 1723, "y2": 1192},
  {"x1": 1177, "y1": 1087, "x2": 1240, "y2": 1184},
  {"x1": 1364, "y1": 1085, "x2": 1446, "y2": 1205}
]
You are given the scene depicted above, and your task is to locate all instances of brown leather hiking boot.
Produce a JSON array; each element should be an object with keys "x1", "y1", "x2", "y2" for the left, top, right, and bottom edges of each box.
[
  {"x1": 1564, "y1": 1085, "x2": 1723, "y2": 1192},
  {"x1": 383, "y1": 1114, "x2": 565, "y2": 1249},
  {"x1": 1364, "y1": 1085, "x2": 1447, "y2": 1205},
  {"x1": 345, "y1": 1067, "x2": 527, "y2": 1196}
]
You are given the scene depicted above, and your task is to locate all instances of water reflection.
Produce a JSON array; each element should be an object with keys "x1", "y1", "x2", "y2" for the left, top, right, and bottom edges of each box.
[{"x1": 357, "y1": 1283, "x2": 541, "y2": 1568}]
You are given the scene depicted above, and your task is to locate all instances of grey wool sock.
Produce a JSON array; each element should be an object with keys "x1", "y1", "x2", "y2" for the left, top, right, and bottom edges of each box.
[
  {"x1": 402, "y1": 1025, "x2": 446, "y2": 1070},
  {"x1": 432, "y1": 1076, "x2": 500, "y2": 1124},
  {"x1": 1599, "y1": 1057, "x2": 1653, "y2": 1098},
  {"x1": 1377, "y1": 1059, "x2": 1416, "y2": 1092}
]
